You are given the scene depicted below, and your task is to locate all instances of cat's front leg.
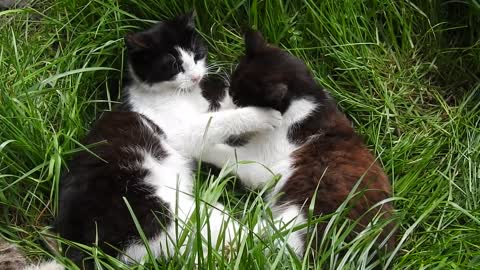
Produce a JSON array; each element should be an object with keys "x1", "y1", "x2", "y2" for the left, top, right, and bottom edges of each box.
[
  {"x1": 176, "y1": 107, "x2": 281, "y2": 157},
  {"x1": 198, "y1": 143, "x2": 236, "y2": 170},
  {"x1": 204, "y1": 107, "x2": 282, "y2": 142}
]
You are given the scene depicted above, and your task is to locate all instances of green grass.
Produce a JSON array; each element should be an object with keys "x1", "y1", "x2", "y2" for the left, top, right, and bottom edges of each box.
[{"x1": 1, "y1": 0, "x2": 479, "y2": 269}]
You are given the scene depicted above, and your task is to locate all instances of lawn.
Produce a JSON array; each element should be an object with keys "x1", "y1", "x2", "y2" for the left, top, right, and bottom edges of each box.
[{"x1": 1, "y1": 0, "x2": 479, "y2": 269}]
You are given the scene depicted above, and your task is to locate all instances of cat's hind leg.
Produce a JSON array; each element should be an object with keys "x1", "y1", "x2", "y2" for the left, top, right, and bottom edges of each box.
[{"x1": 254, "y1": 204, "x2": 307, "y2": 257}]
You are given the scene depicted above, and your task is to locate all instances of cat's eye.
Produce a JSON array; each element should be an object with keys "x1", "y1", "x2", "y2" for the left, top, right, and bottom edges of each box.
[
  {"x1": 172, "y1": 60, "x2": 183, "y2": 72},
  {"x1": 165, "y1": 54, "x2": 176, "y2": 64},
  {"x1": 194, "y1": 52, "x2": 205, "y2": 62},
  {"x1": 165, "y1": 54, "x2": 183, "y2": 72}
]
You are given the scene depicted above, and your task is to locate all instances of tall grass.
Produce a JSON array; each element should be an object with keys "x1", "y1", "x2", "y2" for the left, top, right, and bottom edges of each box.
[{"x1": 1, "y1": 0, "x2": 479, "y2": 269}]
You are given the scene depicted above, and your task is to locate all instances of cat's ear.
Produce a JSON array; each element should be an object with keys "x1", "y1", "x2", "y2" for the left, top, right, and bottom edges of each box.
[
  {"x1": 244, "y1": 30, "x2": 267, "y2": 56},
  {"x1": 265, "y1": 83, "x2": 288, "y2": 105},
  {"x1": 177, "y1": 11, "x2": 196, "y2": 29},
  {"x1": 125, "y1": 32, "x2": 151, "y2": 51},
  {"x1": 186, "y1": 11, "x2": 196, "y2": 29}
]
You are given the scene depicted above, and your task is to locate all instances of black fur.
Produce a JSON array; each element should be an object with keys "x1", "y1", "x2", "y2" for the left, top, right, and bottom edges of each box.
[
  {"x1": 230, "y1": 30, "x2": 338, "y2": 145},
  {"x1": 229, "y1": 30, "x2": 332, "y2": 115},
  {"x1": 120, "y1": 13, "x2": 227, "y2": 113},
  {"x1": 200, "y1": 74, "x2": 227, "y2": 111},
  {"x1": 55, "y1": 112, "x2": 171, "y2": 268},
  {"x1": 125, "y1": 12, "x2": 207, "y2": 84}
]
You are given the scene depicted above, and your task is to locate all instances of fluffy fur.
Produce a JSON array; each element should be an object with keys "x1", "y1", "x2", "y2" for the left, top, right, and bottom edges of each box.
[
  {"x1": 54, "y1": 15, "x2": 281, "y2": 269},
  {"x1": 0, "y1": 240, "x2": 62, "y2": 270},
  {"x1": 0, "y1": 239, "x2": 27, "y2": 270},
  {"x1": 201, "y1": 31, "x2": 396, "y2": 256}
]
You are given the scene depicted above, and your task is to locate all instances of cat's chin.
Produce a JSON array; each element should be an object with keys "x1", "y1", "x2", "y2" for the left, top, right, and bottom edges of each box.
[
  {"x1": 132, "y1": 80, "x2": 188, "y2": 94},
  {"x1": 175, "y1": 81, "x2": 203, "y2": 94},
  {"x1": 175, "y1": 87, "x2": 197, "y2": 94}
]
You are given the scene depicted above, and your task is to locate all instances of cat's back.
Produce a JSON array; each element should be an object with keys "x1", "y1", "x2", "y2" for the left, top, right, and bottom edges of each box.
[
  {"x1": 55, "y1": 111, "x2": 173, "y2": 265},
  {"x1": 280, "y1": 107, "x2": 395, "y2": 247},
  {"x1": 62, "y1": 111, "x2": 168, "y2": 185}
]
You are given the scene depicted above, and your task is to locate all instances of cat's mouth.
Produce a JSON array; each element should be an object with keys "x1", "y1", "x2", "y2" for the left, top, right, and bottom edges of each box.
[{"x1": 188, "y1": 76, "x2": 204, "y2": 88}]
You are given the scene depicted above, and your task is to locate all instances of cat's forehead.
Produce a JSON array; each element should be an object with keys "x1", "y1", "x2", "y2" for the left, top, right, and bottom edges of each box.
[
  {"x1": 176, "y1": 47, "x2": 195, "y2": 56},
  {"x1": 238, "y1": 50, "x2": 302, "y2": 77},
  {"x1": 254, "y1": 49, "x2": 294, "y2": 65},
  {"x1": 128, "y1": 22, "x2": 196, "y2": 52}
]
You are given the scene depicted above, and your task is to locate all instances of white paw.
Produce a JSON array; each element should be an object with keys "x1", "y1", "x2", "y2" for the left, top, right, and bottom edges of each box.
[{"x1": 248, "y1": 107, "x2": 283, "y2": 131}]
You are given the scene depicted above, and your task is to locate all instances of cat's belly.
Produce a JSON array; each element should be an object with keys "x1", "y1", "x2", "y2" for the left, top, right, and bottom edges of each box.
[
  {"x1": 142, "y1": 141, "x2": 194, "y2": 219},
  {"x1": 140, "y1": 112, "x2": 197, "y2": 135},
  {"x1": 131, "y1": 92, "x2": 209, "y2": 142},
  {"x1": 250, "y1": 130, "x2": 295, "y2": 166},
  {"x1": 123, "y1": 140, "x2": 195, "y2": 260},
  {"x1": 123, "y1": 141, "x2": 240, "y2": 261},
  {"x1": 233, "y1": 130, "x2": 297, "y2": 189},
  {"x1": 137, "y1": 110, "x2": 204, "y2": 156}
]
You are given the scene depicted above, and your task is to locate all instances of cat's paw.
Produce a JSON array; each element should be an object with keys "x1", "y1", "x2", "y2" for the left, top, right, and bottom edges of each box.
[{"x1": 248, "y1": 107, "x2": 283, "y2": 131}]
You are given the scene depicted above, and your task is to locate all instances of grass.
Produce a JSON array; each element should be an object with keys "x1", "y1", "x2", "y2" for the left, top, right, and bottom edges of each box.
[{"x1": 1, "y1": 0, "x2": 479, "y2": 269}]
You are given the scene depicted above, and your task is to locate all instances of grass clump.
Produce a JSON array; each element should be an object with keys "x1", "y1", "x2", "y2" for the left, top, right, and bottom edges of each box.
[{"x1": 1, "y1": 0, "x2": 479, "y2": 269}]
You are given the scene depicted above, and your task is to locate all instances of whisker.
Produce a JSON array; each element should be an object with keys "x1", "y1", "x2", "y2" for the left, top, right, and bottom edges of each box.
[{"x1": 206, "y1": 64, "x2": 222, "y2": 72}]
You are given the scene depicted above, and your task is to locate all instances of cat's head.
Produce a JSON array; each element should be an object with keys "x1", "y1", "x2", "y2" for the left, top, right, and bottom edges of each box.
[
  {"x1": 230, "y1": 30, "x2": 318, "y2": 113},
  {"x1": 125, "y1": 12, "x2": 207, "y2": 92}
]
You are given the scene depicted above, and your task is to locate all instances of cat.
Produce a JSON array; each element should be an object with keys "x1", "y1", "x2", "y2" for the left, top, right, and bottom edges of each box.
[
  {"x1": 120, "y1": 13, "x2": 279, "y2": 158},
  {"x1": 0, "y1": 239, "x2": 62, "y2": 270},
  {"x1": 54, "y1": 14, "x2": 282, "y2": 269},
  {"x1": 0, "y1": 239, "x2": 27, "y2": 270},
  {"x1": 200, "y1": 30, "x2": 396, "y2": 257},
  {"x1": 0, "y1": 0, "x2": 27, "y2": 10}
]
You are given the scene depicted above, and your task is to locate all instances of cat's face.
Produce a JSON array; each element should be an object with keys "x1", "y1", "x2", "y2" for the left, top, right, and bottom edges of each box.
[
  {"x1": 230, "y1": 31, "x2": 314, "y2": 113},
  {"x1": 125, "y1": 13, "x2": 207, "y2": 92}
]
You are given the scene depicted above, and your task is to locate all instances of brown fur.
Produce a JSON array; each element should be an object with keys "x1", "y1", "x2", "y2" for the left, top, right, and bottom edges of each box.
[{"x1": 283, "y1": 110, "x2": 395, "y2": 249}]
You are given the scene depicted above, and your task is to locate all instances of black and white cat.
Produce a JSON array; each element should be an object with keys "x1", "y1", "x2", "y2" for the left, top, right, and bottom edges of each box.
[
  {"x1": 53, "y1": 14, "x2": 281, "y2": 269},
  {"x1": 201, "y1": 31, "x2": 396, "y2": 257}
]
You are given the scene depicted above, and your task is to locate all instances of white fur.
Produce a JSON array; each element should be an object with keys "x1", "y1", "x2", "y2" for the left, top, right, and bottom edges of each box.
[
  {"x1": 272, "y1": 204, "x2": 307, "y2": 256},
  {"x1": 122, "y1": 146, "x2": 241, "y2": 261},
  {"x1": 176, "y1": 47, "x2": 206, "y2": 89},
  {"x1": 201, "y1": 98, "x2": 317, "y2": 189},
  {"x1": 201, "y1": 98, "x2": 318, "y2": 254},
  {"x1": 121, "y1": 48, "x2": 281, "y2": 261},
  {"x1": 219, "y1": 90, "x2": 236, "y2": 110},
  {"x1": 128, "y1": 47, "x2": 207, "y2": 93},
  {"x1": 23, "y1": 261, "x2": 64, "y2": 270}
]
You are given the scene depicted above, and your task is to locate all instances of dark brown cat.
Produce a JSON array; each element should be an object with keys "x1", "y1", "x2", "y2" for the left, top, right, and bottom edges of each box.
[{"x1": 201, "y1": 30, "x2": 396, "y2": 257}]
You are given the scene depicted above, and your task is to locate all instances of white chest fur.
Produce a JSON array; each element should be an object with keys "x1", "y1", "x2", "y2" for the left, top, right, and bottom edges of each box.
[
  {"x1": 235, "y1": 98, "x2": 317, "y2": 256},
  {"x1": 128, "y1": 86, "x2": 209, "y2": 133},
  {"x1": 200, "y1": 98, "x2": 318, "y2": 190},
  {"x1": 244, "y1": 98, "x2": 317, "y2": 186},
  {"x1": 123, "y1": 85, "x2": 247, "y2": 261}
]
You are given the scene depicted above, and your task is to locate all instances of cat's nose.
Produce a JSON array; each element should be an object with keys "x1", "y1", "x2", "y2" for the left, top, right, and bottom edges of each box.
[{"x1": 191, "y1": 75, "x2": 201, "y2": 83}]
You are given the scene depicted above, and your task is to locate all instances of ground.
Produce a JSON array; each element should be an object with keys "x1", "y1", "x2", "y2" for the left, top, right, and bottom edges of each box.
[{"x1": 1, "y1": 0, "x2": 479, "y2": 269}]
